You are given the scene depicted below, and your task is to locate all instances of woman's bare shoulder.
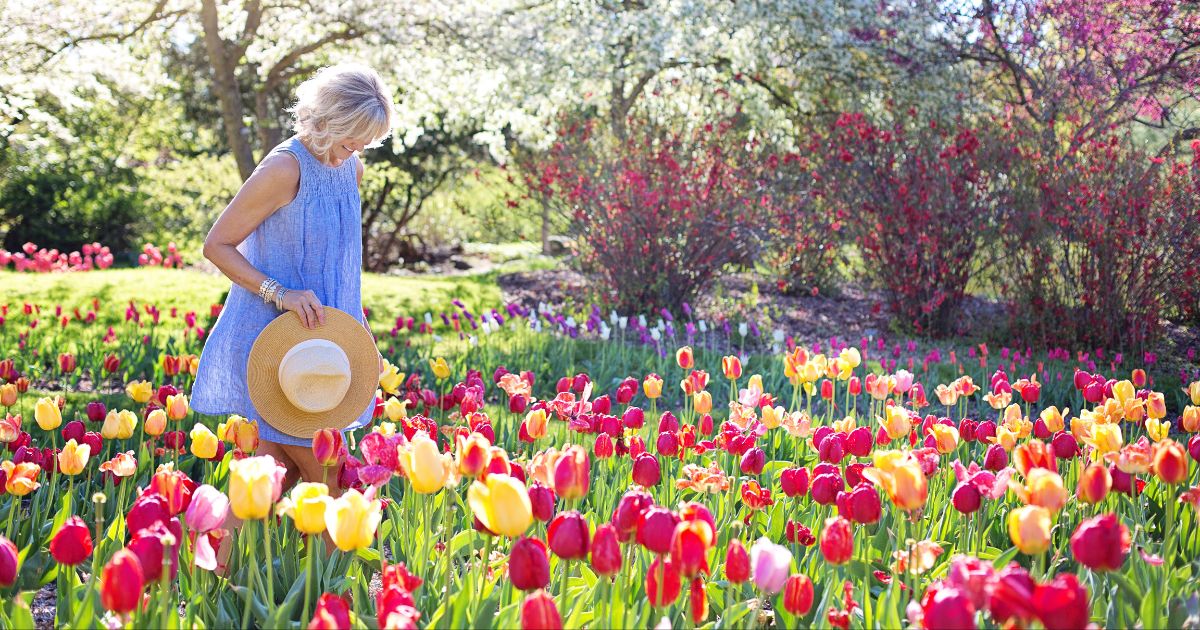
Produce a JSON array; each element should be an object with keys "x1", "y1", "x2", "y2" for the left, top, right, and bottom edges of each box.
[{"x1": 243, "y1": 152, "x2": 301, "y2": 208}]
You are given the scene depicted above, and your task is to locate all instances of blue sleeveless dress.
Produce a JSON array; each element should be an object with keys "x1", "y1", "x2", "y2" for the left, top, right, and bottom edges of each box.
[{"x1": 192, "y1": 136, "x2": 374, "y2": 446}]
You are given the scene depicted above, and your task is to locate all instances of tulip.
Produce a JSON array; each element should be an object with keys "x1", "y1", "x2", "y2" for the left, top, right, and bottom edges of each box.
[
  {"x1": 692, "y1": 391, "x2": 712, "y2": 415},
  {"x1": 819, "y1": 516, "x2": 853, "y2": 565},
  {"x1": 100, "y1": 548, "x2": 144, "y2": 613},
  {"x1": 57, "y1": 438, "x2": 90, "y2": 475},
  {"x1": 528, "y1": 482, "x2": 555, "y2": 522},
  {"x1": 124, "y1": 380, "x2": 152, "y2": 404},
  {"x1": 880, "y1": 406, "x2": 912, "y2": 440},
  {"x1": 631, "y1": 453, "x2": 661, "y2": 487},
  {"x1": 1153, "y1": 439, "x2": 1188, "y2": 484},
  {"x1": 309, "y1": 593, "x2": 352, "y2": 630},
  {"x1": 646, "y1": 556, "x2": 682, "y2": 607},
  {"x1": 1007, "y1": 505, "x2": 1052, "y2": 555},
  {"x1": 588, "y1": 523, "x2": 622, "y2": 576},
  {"x1": 676, "y1": 346, "x2": 694, "y2": 369},
  {"x1": 722, "y1": 355, "x2": 743, "y2": 380},
  {"x1": 930, "y1": 424, "x2": 959, "y2": 454},
  {"x1": 100, "y1": 409, "x2": 137, "y2": 440},
  {"x1": 836, "y1": 483, "x2": 882, "y2": 524},
  {"x1": 509, "y1": 537, "x2": 551, "y2": 590},
  {"x1": 1021, "y1": 468, "x2": 1068, "y2": 513},
  {"x1": 279, "y1": 482, "x2": 330, "y2": 535},
  {"x1": 670, "y1": 519, "x2": 714, "y2": 578},
  {"x1": 524, "y1": 409, "x2": 548, "y2": 441},
  {"x1": 185, "y1": 484, "x2": 230, "y2": 534},
  {"x1": 0, "y1": 536, "x2": 17, "y2": 587},
  {"x1": 920, "y1": 582, "x2": 977, "y2": 630},
  {"x1": 0, "y1": 384, "x2": 16, "y2": 408},
  {"x1": 740, "y1": 447, "x2": 766, "y2": 475},
  {"x1": 468, "y1": 474, "x2": 532, "y2": 537},
  {"x1": 228, "y1": 455, "x2": 285, "y2": 520},
  {"x1": 398, "y1": 432, "x2": 453, "y2": 494},
  {"x1": 810, "y1": 472, "x2": 843, "y2": 505},
  {"x1": 552, "y1": 445, "x2": 589, "y2": 500},
  {"x1": 983, "y1": 444, "x2": 1008, "y2": 470},
  {"x1": 637, "y1": 507, "x2": 680, "y2": 555},
  {"x1": 129, "y1": 521, "x2": 180, "y2": 582},
  {"x1": 1183, "y1": 406, "x2": 1200, "y2": 433},
  {"x1": 643, "y1": 374, "x2": 663, "y2": 399},
  {"x1": 99, "y1": 451, "x2": 137, "y2": 478},
  {"x1": 622, "y1": 406, "x2": 645, "y2": 429},
  {"x1": 780, "y1": 467, "x2": 810, "y2": 498},
  {"x1": 312, "y1": 428, "x2": 344, "y2": 467},
  {"x1": 50, "y1": 515, "x2": 93, "y2": 565},
  {"x1": 1033, "y1": 573, "x2": 1090, "y2": 630},
  {"x1": 750, "y1": 537, "x2": 792, "y2": 593},
  {"x1": 1146, "y1": 392, "x2": 1166, "y2": 420},
  {"x1": 231, "y1": 419, "x2": 259, "y2": 453},
  {"x1": 952, "y1": 482, "x2": 982, "y2": 514},
  {"x1": 521, "y1": 590, "x2": 562, "y2": 630},
  {"x1": 189, "y1": 423, "x2": 219, "y2": 459},
  {"x1": 1075, "y1": 464, "x2": 1111, "y2": 504},
  {"x1": 144, "y1": 408, "x2": 167, "y2": 437},
  {"x1": 429, "y1": 357, "x2": 450, "y2": 380},
  {"x1": 324, "y1": 488, "x2": 382, "y2": 551},
  {"x1": 547, "y1": 511, "x2": 590, "y2": 560},
  {"x1": 35, "y1": 397, "x2": 62, "y2": 431},
  {"x1": 165, "y1": 393, "x2": 189, "y2": 420},
  {"x1": 1069, "y1": 514, "x2": 1130, "y2": 572},
  {"x1": 725, "y1": 539, "x2": 751, "y2": 583},
  {"x1": 782, "y1": 574, "x2": 815, "y2": 617}
]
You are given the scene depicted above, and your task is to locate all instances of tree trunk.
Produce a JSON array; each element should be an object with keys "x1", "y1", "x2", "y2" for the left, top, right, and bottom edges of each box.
[{"x1": 200, "y1": 0, "x2": 256, "y2": 180}]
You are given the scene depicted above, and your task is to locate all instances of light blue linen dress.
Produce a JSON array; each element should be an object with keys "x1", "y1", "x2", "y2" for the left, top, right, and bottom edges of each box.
[{"x1": 191, "y1": 136, "x2": 374, "y2": 446}]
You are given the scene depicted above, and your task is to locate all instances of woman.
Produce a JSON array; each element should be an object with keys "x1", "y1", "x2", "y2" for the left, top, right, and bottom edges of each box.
[{"x1": 192, "y1": 63, "x2": 394, "y2": 488}]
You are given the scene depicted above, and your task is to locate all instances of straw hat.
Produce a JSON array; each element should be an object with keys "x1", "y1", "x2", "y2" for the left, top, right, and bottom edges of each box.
[{"x1": 247, "y1": 307, "x2": 379, "y2": 439}]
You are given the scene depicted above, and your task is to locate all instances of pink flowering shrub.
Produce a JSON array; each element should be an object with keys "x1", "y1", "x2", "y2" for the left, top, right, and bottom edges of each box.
[
  {"x1": 0, "y1": 242, "x2": 114, "y2": 272},
  {"x1": 138, "y1": 243, "x2": 184, "y2": 269}
]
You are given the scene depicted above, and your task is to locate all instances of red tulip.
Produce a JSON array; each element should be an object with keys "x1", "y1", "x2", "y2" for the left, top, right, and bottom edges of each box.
[
  {"x1": 725, "y1": 539, "x2": 751, "y2": 583},
  {"x1": 528, "y1": 482, "x2": 556, "y2": 522},
  {"x1": 127, "y1": 492, "x2": 171, "y2": 533},
  {"x1": 1033, "y1": 573, "x2": 1089, "y2": 630},
  {"x1": 590, "y1": 524, "x2": 622, "y2": 576},
  {"x1": 86, "y1": 401, "x2": 106, "y2": 423},
  {"x1": 58, "y1": 353, "x2": 76, "y2": 373},
  {"x1": 785, "y1": 520, "x2": 816, "y2": 546},
  {"x1": 669, "y1": 520, "x2": 713, "y2": 578},
  {"x1": 61, "y1": 420, "x2": 85, "y2": 443},
  {"x1": 818, "y1": 433, "x2": 846, "y2": 463},
  {"x1": 646, "y1": 556, "x2": 682, "y2": 607},
  {"x1": 552, "y1": 446, "x2": 589, "y2": 501},
  {"x1": 509, "y1": 394, "x2": 528, "y2": 414},
  {"x1": 951, "y1": 482, "x2": 981, "y2": 514},
  {"x1": 983, "y1": 444, "x2": 1008, "y2": 471},
  {"x1": 611, "y1": 490, "x2": 653, "y2": 542},
  {"x1": 1153, "y1": 440, "x2": 1188, "y2": 485},
  {"x1": 631, "y1": 453, "x2": 661, "y2": 487},
  {"x1": 308, "y1": 593, "x2": 352, "y2": 629},
  {"x1": 836, "y1": 483, "x2": 882, "y2": 524},
  {"x1": 547, "y1": 511, "x2": 590, "y2": 560},
  {"x1": 1189, "y1": 434, "x2": 1200, "y2": 463},
  {"x1": 100, "y1": 548, "x2": 144, "y2": 613},
  {"x1": 698, "y1": 413, "x2": 714, "y2": 435},
  {"x1": 103, "y1": 354, "x2": 121, "y2": 374},
  {"x1": 810, "y1": 472, "x2": 843, "y2": 505},
  {"x1": 1069, "y1": 514, "x2": 1130, "y2": 572},
  {"x1": 655, "y1": 431, "x2": 679, "y2": 457},
  {"x1": 819, "y1": 516, "x2": 853, "y2": 565},
  {"x1": 846, "y1": 427, "x2": 873, "y2": 457},
  {"x1": 637, "y1": 507, "x2": 680, "y2": 555},
  {"x1": 50, "y1": 515, "x2": 93, "y2": 565},
  {"x1": 780, "y1": 467, "x2": 810, "y2": 498},
  {"x1": 987, "y1": 563, "x2": 1036, "y2": 625},
  {"x1": 593, "y1": 433, "x2": 614, "y2": 459},
  {"x1": 312, "y1": 428, "x2": 344, "y2": 467},
  {"x1": 520, "y1": 590, "x2": 563, "y2": 630},
  {"x1": 783, "y1": 574, "x2": 815, "y2": 616},
  {"x1": 920, "y1": 582, "x2": 976, "y2": 630},
  {"x1": 509, "y1": 537, "x2": 551, "y2": 591},
  {"x1": 689, "y1": 576, "x2": 708, "y2": 623},
  {"x1": 0, "y1": 536, "x2": 18, "y2": 587},
  {"x1": 622, "y1": 406, "x2": 644, "y2": 428},
  {"x1": 128, "y1": 520, "x2": 181, "y2": 582}
]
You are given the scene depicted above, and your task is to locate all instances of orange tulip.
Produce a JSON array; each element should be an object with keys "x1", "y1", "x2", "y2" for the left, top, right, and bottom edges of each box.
[
  {"x1": 643, "y1": 375, "x2": 663, "y2": 400},
  {"x1": 1152, "y1": 440, "x2": 1188, "y2": 485},
  {"x1": 2, "y1": 461, "x2": 41, "y2": 496},
  {"x1": 1008, "y1": 505, "x2": 1052, "y2": 555},
  {"x1": 1183, "y1": 406, "x2": 1200, "y2": 433},
  {"x1": 676, "y1": 346, "x2": 694, "y2": 370}
]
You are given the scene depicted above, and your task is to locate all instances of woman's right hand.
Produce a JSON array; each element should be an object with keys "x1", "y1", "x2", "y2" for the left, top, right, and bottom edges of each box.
[{"x1": 281, "y1": 289, "x2": 326, "y2": 329}]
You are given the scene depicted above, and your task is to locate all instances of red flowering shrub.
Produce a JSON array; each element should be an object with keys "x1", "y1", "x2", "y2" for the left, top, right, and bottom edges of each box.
[
  {"x1": 521, "y1": 116, "x2": 780, "y2": 312},
  {"x1": 809, "y1": 112, "x2": 1005, "y2": 335},
  {"x1": 757, "y1": 156, "x2": 843, "y2": 296},
  {"x1": 996, "y1": 134, "x2": 1200, "y2": 349}
]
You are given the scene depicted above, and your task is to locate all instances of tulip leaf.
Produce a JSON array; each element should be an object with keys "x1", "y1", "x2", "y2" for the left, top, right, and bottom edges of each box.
[
  {"x1": 717, "y1": 599, "x2": 755, "y2": 627},
  {"x1": 990, "y1": 545, "x2": 1019, "y2": 568},
  {"x1": 6, "y1": 596, "x2": 35, "y2": 630}
]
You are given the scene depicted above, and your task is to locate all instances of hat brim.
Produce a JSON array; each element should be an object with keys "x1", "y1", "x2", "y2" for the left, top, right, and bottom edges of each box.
[{"x1": 247, "y1": 307, "x2": 379, "y2": 440}]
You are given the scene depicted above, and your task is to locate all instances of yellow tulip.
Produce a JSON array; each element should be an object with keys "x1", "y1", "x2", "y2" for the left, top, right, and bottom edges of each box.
[
  {"x1": 384, "y1": 397, "x2": 409, "y2": 421},
  {"x1": 984, "y1": 390, "x2": 1011, "y2": 410},
  {"x1": 279, "y1": 482, "x2": 330, "y2": 535},
  {"x1": 1183, "y1": 406, "x2": 1200, "y2": 433},
  {"x1": 429, "y1": 357, "x2": 451, "y2": 380},
  {"x1": 190, "y1": 423, "x2": 219, "y2": 459},
  {"x1": 643, "y1": 374, "x2": 663, "y2": 399},
  {"x1": 863, "y1": 452, "x2": 927, "y2": 512},
  {"x1": 1086, "y1": 422, "x2": 1123, "y2": 456},
  {"x1": 35, "y1": 397, "x2": 62, "y2": 431},
  {"x1": 379, "y1": 360, "x2": 404, "y2": 395},
  {"x1": 930, "y1": 423, "x2": 960, "y2": 454},
  {"x1": 324, "y1": 489, "x2": 382, "y2": 551},
  {"x1": 524, "y1": 408, "x2": 548, "y2": 440},
  {"x1": 760, "y1": 405, "x2": 784, "y2": 430},
  {"x1": 1146, "y1": 392, "x2": 1166, "y2": 420},
  {"x1": 1008, "y1": 505, "x2": 1052, "y2": 555},
  {"x1": 879, "y1": 405, "x2": 912, "y2": 441},
  {"x1": 232, "y1": 419, "x2": 259, "y2": 453},
  {"x1": 990, "y1": 425, "x2": 1019, "y2": 451},
  {"x1": 1039, "y1": 406, "x2": 1067, "y2": 433},
  {"x1": 228, "y1": 455, "x2": 283, "y2": 520},
  {"x1": 374, "y1": 421, "x2": 397, "y2": 437},
  {"x1": 57, "y1": 438, "x2": 90, "y2": 476},
  {"x1": 101, "y1": 410, "x2": 138, "y2": 440},
  {"x1": 217, "y1": 415, "x2": 246, "y2": 442},
  {"x1": 1112, "y1": 380, "x2": 1135, "y2": 404},
  {"x1": 1021, "y1": 469, "x2": 1068, "y2": 513},
  {"x1": 832, "y1": 416, "x2": 856, "y2": 434},
  {"x1": 467, "y1": 473, "x2": 532, "y2": 537},
  {"x1": 692, "y1": 391, "x2": 712, "y2": 415},
  {"x1": 125, "y1": 380, "x2": 153, "y2": 404},
  {"x1": 398, "y1": 431, "x2": 454, "y2": 494},
  {"x1": 1146, "y1": 417, "x2": 1169, "y2": 442},
  {"x1": 145, "y1": 408, "x2": 168, "y2": 437},
  {"x1": 166, "y1": 394, "x2": 189, "y2": 421},
  {"x1": 1184, "y1": 381, "x2": 1200, "y2": 406},
  {"x1": 935, "y1": 384, "x2": 959, "y2": 406},
  {"x1": 839, "y1": 347, "x2": 862, "y2": 369},
  {"x1": 0, "y1": 383, "x2": 17, "y2": 407}
]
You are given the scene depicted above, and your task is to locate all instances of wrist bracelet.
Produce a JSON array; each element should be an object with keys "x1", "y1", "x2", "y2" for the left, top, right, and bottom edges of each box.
[{"x1": 274, "y1": 287, "x2": 288, "y2": 311}]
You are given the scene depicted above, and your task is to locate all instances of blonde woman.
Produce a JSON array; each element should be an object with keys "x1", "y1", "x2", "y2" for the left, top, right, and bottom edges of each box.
[{"x1": 193, "y1": 63, "x2": 393, "y2": 487}]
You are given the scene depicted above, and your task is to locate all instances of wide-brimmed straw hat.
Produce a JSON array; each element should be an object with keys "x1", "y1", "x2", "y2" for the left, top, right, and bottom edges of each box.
[{"x1": 247, "y1": 307, "x2": 379, "y2": 439}]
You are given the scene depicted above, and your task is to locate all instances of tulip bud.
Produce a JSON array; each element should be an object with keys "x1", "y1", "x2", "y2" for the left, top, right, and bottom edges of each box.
[
  {"x1": 920, "y1": 583, "x2": 977, "y2": 630},
  {"x1": 1007, "y1": 505, "x2": 1052, "y2": 555},
  {"x1": 1131, "y1": 369, "x2": 1147, "y2": 388},
  {"x1": 810, "y1": 472, "x2": 843, "y2": 506},
  {"x1": 552, "y1": 445, "x2": 589, "y2": 501},
  {"x1": 100, "y1": 548, "x2": 145, "y2": 613},
  {"x1": 509, "y1": 537, "x2": 551, "y2": 591},
  {"x1": 836, "y1": 483, "x2": 882, "y2": 524},
  {"x1": 590, "y1": 524, "x2": 622, "y2": 576},
  {"x1": 50, "y1": 515, "x2": 93, "y2": 565},
  {"x1": 631, "y1": 453, "x2": 661, "y2": 487},
  {"x1": 0, "y1": 536, "x2": 18, "y2": 587},
  {"x1": 520, "y1": 590, "x2": 562, "y2": 630},
  {"x1": 780, "y1": 467, "x2": 810, "y2": 498},
  {"x1": 547, "y1": 511, "x2": 590, "y2": 560},
  {"x1": 527, "y1": 482, "x2": 555, "y2": 522},
  {"x1": 145, "y1": 409, "x2": 167, "y2": 437},
  {"x1": 725, "y1": 539, "x2": 751, "y2": 584},
  {"x1": 676, "y1": 346, "x2": 694, "y2": 370},
  {"x1": 655, "y1": 431, "x2": 679, "y2": 457},
  {"x1": 622, "y1": 406, "x2": 645, "y2": 429},
  {"x1": 983, "y1": 444, "x2": 1008, "y2": 471},
  {"x1": 782, "y1": 574, "x2": 815, "y2": 616},
  {"x1": 1189, "y1": 435, "x2": 1200, "y2": 463},
  {"x1": 86, "y1": 401, "x2": 106, "y2": 423},
  {"x1": 819, "y1": 516, "x2": 853, "y2": 565},
  {"x1": 309, "y1": 593, "x2": 351, "y2": 630},
  {"x1": 952, "y1": 482, "x2": 981, "y2": 514}
]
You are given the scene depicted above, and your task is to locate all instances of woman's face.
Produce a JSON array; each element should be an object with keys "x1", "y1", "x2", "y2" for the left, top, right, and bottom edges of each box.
[{"x1": 324, "y1": 135, "x2": 373, "y2": 167}]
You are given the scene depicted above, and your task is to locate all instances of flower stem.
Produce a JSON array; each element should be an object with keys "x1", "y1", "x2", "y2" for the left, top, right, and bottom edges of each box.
[{"x1": 263, "y1": 517, "x2": 276, "y2": 609}]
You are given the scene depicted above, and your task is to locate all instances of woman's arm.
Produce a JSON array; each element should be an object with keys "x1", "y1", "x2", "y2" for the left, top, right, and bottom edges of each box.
[{"x1": 202, "y1": 154, "x2": 326, "y2": 329}]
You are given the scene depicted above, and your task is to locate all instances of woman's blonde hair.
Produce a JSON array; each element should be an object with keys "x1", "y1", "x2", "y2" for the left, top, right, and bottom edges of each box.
[{"x1": 290, "y1": 63, "x2": 394, "y2": 157}]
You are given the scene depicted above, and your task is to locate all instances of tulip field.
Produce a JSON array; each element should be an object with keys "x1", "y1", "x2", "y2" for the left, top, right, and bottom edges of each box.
[{"x1": 1, "y1": 272, "x2": 1199, "y2": 629}]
